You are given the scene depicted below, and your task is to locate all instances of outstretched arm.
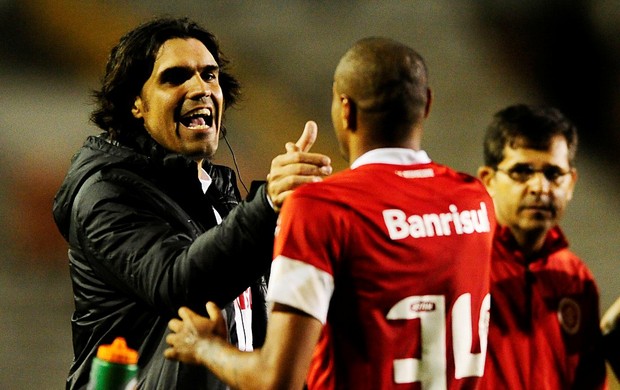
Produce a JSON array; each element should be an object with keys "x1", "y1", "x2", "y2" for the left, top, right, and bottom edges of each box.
[
  {"x1": 165, "y1": 302, "x2": 322, "y2": 390},
  {"x1": 267, "y1": 121, "x2": 332, "y2": 211}
]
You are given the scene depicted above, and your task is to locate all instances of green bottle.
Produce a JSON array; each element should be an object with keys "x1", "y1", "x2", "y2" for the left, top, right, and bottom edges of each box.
[{"x1": 87, "y1": 337, "x2": 139, "y2": 390}]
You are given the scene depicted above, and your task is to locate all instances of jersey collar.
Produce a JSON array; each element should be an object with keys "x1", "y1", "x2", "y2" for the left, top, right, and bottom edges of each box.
[{"x1": 351, "y1": 148, "x2": 431, "y2": 169}]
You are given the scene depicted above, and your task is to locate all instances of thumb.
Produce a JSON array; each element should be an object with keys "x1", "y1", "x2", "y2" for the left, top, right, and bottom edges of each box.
[
  {"x1": 178, "y1": 306, "x2": 197, "y2": 322},
  {"x1": 205, "y1": 301, "x2": 221, "y2": 320},
  {"x1": 294, "y1": 121, "x2": 318, "y2": 152},
  {"x1": 206, "y1": 301, "x2": 227, "y2": 336}
]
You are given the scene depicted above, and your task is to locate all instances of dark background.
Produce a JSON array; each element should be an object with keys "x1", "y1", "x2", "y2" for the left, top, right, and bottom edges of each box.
[{"x1": 1, "y1": 1, "x2": 618, "y2": 388}]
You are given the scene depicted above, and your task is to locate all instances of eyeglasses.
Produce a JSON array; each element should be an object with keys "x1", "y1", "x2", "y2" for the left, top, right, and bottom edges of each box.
[{"x1": 495, "y1": 164, "x2": 572, "y2": 185}]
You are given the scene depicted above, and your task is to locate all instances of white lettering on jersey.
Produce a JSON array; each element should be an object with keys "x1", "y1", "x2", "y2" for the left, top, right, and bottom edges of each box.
[
  {"x1": 382, "y1": 202, "x2": 490, "y2": 240},
  {"x1": 395, "y1": 168, "x2": 435, "y2": 179}
]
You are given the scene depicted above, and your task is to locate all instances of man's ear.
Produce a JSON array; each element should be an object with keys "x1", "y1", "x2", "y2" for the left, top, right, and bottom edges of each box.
[
  {"x1": 423, "y1": 88, "x2": 433, "y2": 119},
  {"x1": 341, "y1": 95, "x2": 356, "y2": 131},
  {"x1": 565, "y1": 168, "x2": 578, "y2": 201},
  {"x1": 132, "y1": 96, "x2": 144, "y2": 119},
  {"x1": 477, "y1": 166, "x2": 496, "y2": 193}
]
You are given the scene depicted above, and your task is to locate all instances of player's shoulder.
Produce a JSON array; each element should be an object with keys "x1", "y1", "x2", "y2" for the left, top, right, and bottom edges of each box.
[
  {"x1": 431, "y1": 163, "x2": 490, "y2": 196},
  {"x1": 434, "y1": 162, "x2": 481, "y2": 183},
  {"x1": 288, "y1": 169, "x2": 361, "y2": 204}
]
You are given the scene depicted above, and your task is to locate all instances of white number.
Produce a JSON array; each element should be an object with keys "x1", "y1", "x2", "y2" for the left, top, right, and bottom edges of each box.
[
  {"x1": 387, "y1": 293, "x2": 490, "y2": 389},
  {"x1": 387, "y1": 295, "x2": 447, "y2": 389},
  {"x1": 453, "y1": 293, "x2": 490, "y2": 378}
]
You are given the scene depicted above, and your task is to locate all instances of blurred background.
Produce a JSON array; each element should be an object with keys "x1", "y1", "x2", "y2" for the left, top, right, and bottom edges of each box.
[{"x1": 0, "y1": 1, "x2": 618, "y2": 388}]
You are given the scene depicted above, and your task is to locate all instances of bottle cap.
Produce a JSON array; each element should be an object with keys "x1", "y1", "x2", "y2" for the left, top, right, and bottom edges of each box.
[{"x1": 96, "y1": 337, "x2": 138, "y2": 365}]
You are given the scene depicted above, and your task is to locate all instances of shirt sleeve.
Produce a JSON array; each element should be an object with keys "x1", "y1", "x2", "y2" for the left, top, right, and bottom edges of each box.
[
  {"x1": 267, "y1": 187, "x2": 341, "y2": 324},
  {"x1": 266, "y1": 255, "x2": 334, "y2": 324}
]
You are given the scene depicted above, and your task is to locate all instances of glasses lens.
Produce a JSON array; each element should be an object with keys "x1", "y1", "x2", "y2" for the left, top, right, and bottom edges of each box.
[
  {"x1": 508, "y1": 165, "x2": 535, "y2": 182},
  {"x1": 542, "y1": 167, "x2": 565, "y2": 182}
]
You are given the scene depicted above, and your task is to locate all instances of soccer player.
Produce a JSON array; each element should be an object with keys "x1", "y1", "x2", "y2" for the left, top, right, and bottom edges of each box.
[
  {"x1": 477, "y1": 104, "x2": 607, "y2": 389},
  {"x1": 164, "y1": 36, "x2": 496, "y2": 389}
]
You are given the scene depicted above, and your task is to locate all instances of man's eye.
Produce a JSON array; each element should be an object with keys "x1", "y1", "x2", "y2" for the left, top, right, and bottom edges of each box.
[
  {"x1": 161, "y1": 69, "x2": 191, "y2": 85},
  {"x1": 510, "y1": 166, "x2": 535, "y2": 176},
  {"x1": 507, "y1": 165, "x2": 569, "y2": 183},
  {"x1": 542, "y1": 168, "x2": 563, "y2": 180},
  {"x1": 202, "y1": 71, "x2": 216, "y2": 81}
]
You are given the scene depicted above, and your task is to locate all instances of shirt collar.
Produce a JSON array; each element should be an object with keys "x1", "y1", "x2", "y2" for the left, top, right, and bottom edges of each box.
[
  {"x1": 351, "y1": 148, "x2": 431, "y2": 169},
  {"x1": 198, "y1": 165, "x2": 213, "y2": 194}
]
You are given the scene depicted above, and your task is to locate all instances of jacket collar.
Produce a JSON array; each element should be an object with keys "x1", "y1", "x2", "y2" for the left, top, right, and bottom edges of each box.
[{"x1": 494, "y1": 224, "x2": 569, "y2": 265}]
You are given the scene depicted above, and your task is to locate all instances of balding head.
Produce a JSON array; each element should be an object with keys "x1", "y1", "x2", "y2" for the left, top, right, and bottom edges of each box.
[{"x1": 334, "y1": 37, "x2": 430, "y2": 144}]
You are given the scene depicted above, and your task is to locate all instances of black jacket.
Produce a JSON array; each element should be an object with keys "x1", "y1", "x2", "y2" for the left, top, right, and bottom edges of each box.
[{"x1": 53, "y1": 134, "x2": 276, "y2": 389}]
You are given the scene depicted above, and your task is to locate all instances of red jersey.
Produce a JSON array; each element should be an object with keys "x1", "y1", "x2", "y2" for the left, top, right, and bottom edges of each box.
[
  {"x1": 268, "y1": 149, "x2": 496, "y2": 390},
  {"x1": 480, "y1": 225, "x2": 607, "y2": 389}
]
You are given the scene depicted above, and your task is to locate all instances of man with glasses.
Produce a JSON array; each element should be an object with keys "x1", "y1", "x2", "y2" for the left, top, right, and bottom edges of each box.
[{"x1": 477, "y1": 104, "x2": 607, "y2": 389}]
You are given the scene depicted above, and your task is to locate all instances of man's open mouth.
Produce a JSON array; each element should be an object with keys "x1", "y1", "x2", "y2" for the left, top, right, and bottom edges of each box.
[{"x1": 180, "y1": 108, "x2": 213, "y2": 129}]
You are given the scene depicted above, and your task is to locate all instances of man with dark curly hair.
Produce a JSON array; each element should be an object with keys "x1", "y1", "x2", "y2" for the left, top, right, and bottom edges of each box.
[{"x1": 52, "y1": 16, "x2": 331, "y2": 389}]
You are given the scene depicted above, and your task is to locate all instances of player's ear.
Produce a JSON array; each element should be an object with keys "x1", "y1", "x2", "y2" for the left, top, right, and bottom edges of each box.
[
  {"x1": 341, "y1": 95, "x2": 356, "y2": 131},
  {"x1": 477, "y1": 166, "x2": 495, "y2": 194},
  {"x1": 423, "y1": 88, "x2": 432, "y2": 119}
]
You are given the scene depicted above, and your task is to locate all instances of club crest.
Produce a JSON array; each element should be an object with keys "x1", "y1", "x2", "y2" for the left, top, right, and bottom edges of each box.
[{"x1": 557, "y1": 297, "x2": 580, "y2": 335}]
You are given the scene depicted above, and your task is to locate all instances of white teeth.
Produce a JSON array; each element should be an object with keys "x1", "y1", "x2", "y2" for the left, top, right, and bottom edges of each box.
[
  {"x1": 192, "y1": 108, "x2": 212, "y2": 117},
  {"x1": 182, "y1": 107, "x2": 213, "y2": 129}
]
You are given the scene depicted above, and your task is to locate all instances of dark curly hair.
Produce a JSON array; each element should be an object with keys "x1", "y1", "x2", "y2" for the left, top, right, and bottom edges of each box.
[
  {"x1": 482, "y1": 104, "x2": 578, "y2": 168},
  {"x1": 90, "y1": 16, "x2": 240, "y2": 141}
]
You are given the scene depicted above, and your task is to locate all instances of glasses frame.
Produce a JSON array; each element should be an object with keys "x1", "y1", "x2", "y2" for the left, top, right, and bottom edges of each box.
[{"x1": 495, "y1": 164, "x2": 573, "y2": 185}]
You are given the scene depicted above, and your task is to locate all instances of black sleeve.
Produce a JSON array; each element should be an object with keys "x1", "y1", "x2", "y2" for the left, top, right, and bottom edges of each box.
[{"x1": 74, "y1": 171, "x2": 276, "y2": 316}]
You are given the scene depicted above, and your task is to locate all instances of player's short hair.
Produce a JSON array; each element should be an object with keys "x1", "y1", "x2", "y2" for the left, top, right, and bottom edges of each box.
[{"x1": 335, "y1": 37, "x2": 429, "y2": 144}]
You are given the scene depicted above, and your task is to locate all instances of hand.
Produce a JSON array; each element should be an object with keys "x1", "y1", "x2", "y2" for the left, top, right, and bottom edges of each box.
[
  {"x1": 164, "y1": 302, "x2": 227, "y2": 365},
  {"x1": 267, "y1": 121, "x2": 332, "y2": 211}
]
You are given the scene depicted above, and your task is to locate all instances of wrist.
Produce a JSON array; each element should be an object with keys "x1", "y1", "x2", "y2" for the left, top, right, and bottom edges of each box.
[{"x1": 195, "y1": 338, "x2": 212, "y2": 366}]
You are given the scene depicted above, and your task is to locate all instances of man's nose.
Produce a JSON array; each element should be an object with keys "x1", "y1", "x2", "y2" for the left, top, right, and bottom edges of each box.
[
  {"x1": 527, "y1": 171, "x2": 551, "y2": 193},
  {"x1": 188, "y1": 73, "x2": 210, "y2": 100}
]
